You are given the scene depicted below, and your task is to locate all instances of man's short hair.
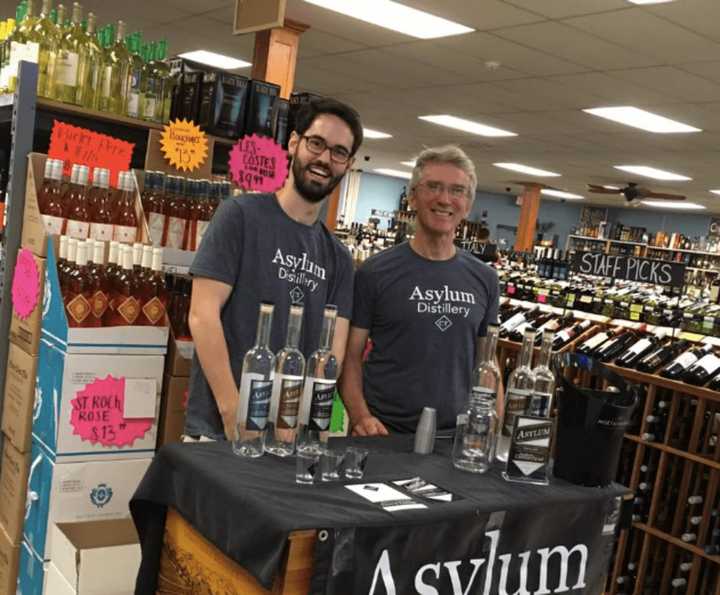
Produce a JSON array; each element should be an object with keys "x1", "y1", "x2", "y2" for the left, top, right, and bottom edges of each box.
[
  {"x1": 293, "y1": 98, "x2": 364, "y2": 156},
  {"x1": 409, "y1": 145, "x2": 478, "y2": 199}
]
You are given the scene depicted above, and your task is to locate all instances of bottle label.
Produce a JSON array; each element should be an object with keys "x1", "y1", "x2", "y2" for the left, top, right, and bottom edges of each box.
[
  {"x1": 555, "y1": 330, "x2": 571, "y2": 344},
  {"x1": 42, "y1": 214, "x2": 64, "y2": 236},
  {"x1": 116, "y1": 296, "x2": 140, "y2": 325},
  {"x1": 309, "y1": 381, "x2": 335, "y2": 431},
  {"x1": 277, "y1": 378, "x2": 303, "y2": 429},
  {"x1": 55, "y1": 51, "x2": 79, "y2": 86},
  {"x1": 91, "y1": 290, "x2": 109, "y2": 320},
  {"x1": 114, "y1": 224, "x2": 137, "y2": 244},
  {"x1": 472, "y1": 387, "x2": 497, "y2": 401},
  {"x1": 628, "y1": 338, "x2": 652, "y2": 356},
  {"x1": 674, "y1": 351, "x2": 699, "y2": 369},
  {"x1": 581, "y1": 333, "x2": 607, "y2": 350},
  {"x1": 90, "y1": 222, "x2": 114, "y2": 242},
  {"x1": 502, "y1": 388, "x2": 531, "y2": 436},
  {"x1": 147, "y1": 212, "x2": 165, "y2": 246},
  {"x1": 142, "y1": 297, "x2": 166, "y2": 326},
  {"x1": 66, "y1": 294, "x2": 91, "y2": 325},
  {"x1": 698, "y1": 354, "x2": 720, "y2": 375},
  {"x1": 196, "y1": 220, "x2": 210, "y2": 249},
  {"x1": 101, "y1": 65, "x2": 112, "y2": 98},
  {"x1": 246, "y1": 379, "x2": 273, "y2": 431},
  {"x1": 65, "y1": 219, "x2": 90, "y2": 240},
  {"x1": 165, "y1": 217, "x2": 186, "y2": 249},
  {"x1": 127, "y1": 91, "x2": 140, "y2": 118},
  {"x1": 143, "y1": 97, "x2": 157, "y2": 120}
]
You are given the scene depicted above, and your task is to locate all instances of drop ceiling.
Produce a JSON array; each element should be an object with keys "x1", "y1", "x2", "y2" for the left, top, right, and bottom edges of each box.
[{"x1": 80, "y1": 0, "x2": 720, "y2": 213}]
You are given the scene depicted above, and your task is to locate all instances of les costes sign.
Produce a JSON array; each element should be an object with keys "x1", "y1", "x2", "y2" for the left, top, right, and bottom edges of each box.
[{"x1": 571, "y1": 251, "x2": 686, "y2": 288}]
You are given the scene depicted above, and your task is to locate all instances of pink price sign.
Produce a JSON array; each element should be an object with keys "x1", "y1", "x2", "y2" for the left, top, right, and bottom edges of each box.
[
  {"x1": 229, "y1": 134, "x2": 289, "y2": 193},
  {"x1": 11, "y1": 248, "x2": 40, "y2": 320},
  {"x1": 70, "y1": 376, "x2": 153, "y2": 447}
]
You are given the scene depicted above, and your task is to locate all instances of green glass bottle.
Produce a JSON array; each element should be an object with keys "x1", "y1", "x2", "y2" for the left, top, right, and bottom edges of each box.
[
  {"x1": 153, "y1": 39, "x2": 171, "y2": 123},
  {"x1": 53, "y1": 1, "x2": 83, "y2": 104},
  {"x1": 76, "y1": 10, "x2": 100, "y2": 109},
  {"x1": 0, "y1": 13, "x2": 19, "y2": 93},
  {"x1": 125, "y1": 32, "x2": 144, "y2": 118},
  {"x1": 6, "y1": 2, "x2": 32, "y2": 94},
  {"x1": 98, "y1": 20, "x2": 130, "y2": 115},
  {"x1": 140, "y1": 42, "x2": 158, "y2": 121}
]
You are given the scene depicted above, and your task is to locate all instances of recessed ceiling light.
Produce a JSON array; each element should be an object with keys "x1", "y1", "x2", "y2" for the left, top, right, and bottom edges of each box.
[
  {"x1": 603, "y1": 185, "x2": 621, "y2": 190},
  {"x1": 363, "y1": 128, "x2": 392, "y2": 139},
  {"x1": 641, "y1": 200, "x2": 705, "y2": 210},
  {"x1": 401, "y1": 160, "x2": 417, "y2": 167},
  {"x1": 583, "y1": 107, "x2": 701, "y2": 133},
  {"x1": 710, "y1": 190, "x2": 720, "y2": 196},
  {"x1": 627, "y1": 0, "x2": 674, "y2": 5},
  {"x1": 419, "y1": 115, "x2": 517, "y2": 137},
  {"x1": 541, "y1": 189, "x2": 584, "y2": 200},
  {"x1": 178, "y1": 50, "x2": 251, "y2": 70},
  {"x1": 493, "y1": 163, "x2": 561, "y2": 177},
  {"x1": 303, "y1": 0, "x2": 474, "y2": 39},
  {"x1": 375, "y1": 168, "x2": 412, "y2": 179},
  {"x1": 614, "y1": 165, "x2": 691, "y2": 181}
]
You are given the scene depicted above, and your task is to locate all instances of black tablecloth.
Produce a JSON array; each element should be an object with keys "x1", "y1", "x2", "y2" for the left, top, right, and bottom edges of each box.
[{"x1": 131, "y1": 435, "x2": 626, "y2": 594}]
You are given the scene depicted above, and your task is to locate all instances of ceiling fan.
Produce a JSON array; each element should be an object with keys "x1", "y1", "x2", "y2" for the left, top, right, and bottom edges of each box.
[{"x1": 587, "y1": 183, "x2": 686, "y2": 203}]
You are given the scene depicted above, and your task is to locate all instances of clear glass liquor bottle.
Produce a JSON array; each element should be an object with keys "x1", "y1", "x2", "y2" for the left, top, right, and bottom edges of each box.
[
  {"x1": 529, "y1": 329, "x2": 555, "y2": 418},
  {"x1": 266, "y1": 304, "x2": 305, "y2": 457},
  {"x1": 453, "y1": 324, "x2": 500, "y2": 473},
  {"x1": 497, "y1": 328, "x2": 537, "y2": 462},
  {"x1": 297, "y1": 305, "x2": 338, "y2": 454},
  {"x1": 234, "y1": 302, "x2": 276, "y2": 457}
]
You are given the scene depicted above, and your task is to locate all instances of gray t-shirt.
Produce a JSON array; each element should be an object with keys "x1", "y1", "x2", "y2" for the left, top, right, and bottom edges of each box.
[
  {"x1": 352, "y1": 242, "x2": 499, "y2": 432},
  {"x1": 186, "y1": 193, "x2": 353, "y2": 439}
]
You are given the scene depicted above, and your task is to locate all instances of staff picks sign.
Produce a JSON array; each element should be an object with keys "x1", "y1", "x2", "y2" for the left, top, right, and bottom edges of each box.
[
  {"x1": 571, "y1": 251, "x2": 686, "y2": 288},
  {"x1": 229, "y1": 133, "x2": 289, "y2": 193}
]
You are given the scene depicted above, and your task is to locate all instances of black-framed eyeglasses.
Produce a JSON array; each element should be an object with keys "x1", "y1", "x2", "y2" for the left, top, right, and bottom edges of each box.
[
  {"x1": 416, "y1": 180, "x2": 470, "y2": 199},
  {"x1": 302, "y1": 135, "x2": 352, "y2": 164}
]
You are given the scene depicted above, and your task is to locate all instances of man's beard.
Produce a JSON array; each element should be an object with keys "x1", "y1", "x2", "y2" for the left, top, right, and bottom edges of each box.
[{"x1": 292, "y1": 156, "x2": 344, "y2": 203}]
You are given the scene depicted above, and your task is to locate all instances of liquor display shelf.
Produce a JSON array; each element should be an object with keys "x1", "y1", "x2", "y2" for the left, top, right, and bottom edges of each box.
[{"x1": 567, "y1": 234, "x2": 720, "y2": 259}]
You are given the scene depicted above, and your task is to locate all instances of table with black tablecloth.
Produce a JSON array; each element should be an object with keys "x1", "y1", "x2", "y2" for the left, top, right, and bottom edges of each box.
[{"x1": 130, "y1": 435, "x2": 627, "y2": 595}]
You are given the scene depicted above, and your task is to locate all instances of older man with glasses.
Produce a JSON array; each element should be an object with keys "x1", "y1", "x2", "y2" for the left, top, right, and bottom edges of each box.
[
  {"x1": 184, "y1": 98, "x2": 363, "y2": 442},
  {"x1": 339, "y1": 145, "x2": 500, "y2": 436}
]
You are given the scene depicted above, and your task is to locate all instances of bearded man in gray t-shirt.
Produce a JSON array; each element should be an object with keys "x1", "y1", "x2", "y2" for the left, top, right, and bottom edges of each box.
[
  {"x1": 340, "y1": 146, "x2": 500, "y2": 434},
  {"x1": 185, "y1": 99, "x2": 363, "y2": 441}
]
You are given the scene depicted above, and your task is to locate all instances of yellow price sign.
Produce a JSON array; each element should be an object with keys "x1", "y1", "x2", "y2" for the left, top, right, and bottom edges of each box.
[{"x1": 160, "y1": 119, "x2": 209, "y2": 172}]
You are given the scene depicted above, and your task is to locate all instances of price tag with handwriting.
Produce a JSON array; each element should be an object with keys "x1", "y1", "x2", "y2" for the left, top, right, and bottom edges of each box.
[{"x1": 160, "y1": 119, "x2": 209, "y2": 172}]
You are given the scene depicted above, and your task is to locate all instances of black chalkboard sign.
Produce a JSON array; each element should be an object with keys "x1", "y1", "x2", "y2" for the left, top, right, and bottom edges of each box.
[{"x1": 571, "y1": 251, "x2": 686, "y2": 288}]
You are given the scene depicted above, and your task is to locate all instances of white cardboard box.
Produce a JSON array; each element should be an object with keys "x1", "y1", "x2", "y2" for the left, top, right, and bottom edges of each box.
[
  {"x1": 50, "y1": 520, "x2": 140, "y2": 595},
  {"x1": 45, "y1": 562, "x2": 75, "y2": 595}
]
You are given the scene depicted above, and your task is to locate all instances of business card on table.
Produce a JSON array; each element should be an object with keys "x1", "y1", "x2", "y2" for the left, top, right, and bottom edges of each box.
[
  {"x1": 345, "y1": 483, "x2": 427, "y2": 512},
  {"x1": 394, "y1": 477, "x2": 461, "y2": 503}
]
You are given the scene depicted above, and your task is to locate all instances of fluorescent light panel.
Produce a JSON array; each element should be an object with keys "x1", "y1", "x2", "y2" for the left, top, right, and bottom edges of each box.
[
  {"x1": 419, "y1": 115, "x2": 517, "y2": 137},
  {"x1": 401, "y1": 160, "x2": 417, "y2": 167},
  {"x1": 541, "y1": 189, "x2": 584, "y2": 200},
  {"x1": 710, "y1": 190, "x2": 720, "y2": 196},
  {"x1": 627, "y1": 0, "x2": 674, "y2": 5},
  {"x1": 363, "y1": 128, "x2": 392, "y2": 139},
  {"x1": 493, "y1": 163, "x2": 561, "y2": 177},
  {"x1": 303, "y1": 0, "x2": 474, "y2": 39},
  {"x1": 583, "y1": 107, "x2": 701, "y2": 133},
  {"x1": 614, "y1": 165, "x2": 692, "y2": 181},
  {"x1": 641, "y1": 200, "x2": 705, "y2": 210},
  {"x1": 178, "y1": 50, "x2": 251, "y2": 70},
  {"x1": 375, "y1": 168, "x2": 412, "y2": 179}
]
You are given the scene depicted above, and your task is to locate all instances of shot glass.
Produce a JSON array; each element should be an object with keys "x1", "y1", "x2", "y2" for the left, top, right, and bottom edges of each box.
[
  {"x1": 320, "y1": 448, "x2": 346, "y2": 482},
  {"x1": 344, "y1": 447, "x2": 369, "y2": 480},
  {"x1": 295, "y1": 450, "x2": 320, "y2": 485}
]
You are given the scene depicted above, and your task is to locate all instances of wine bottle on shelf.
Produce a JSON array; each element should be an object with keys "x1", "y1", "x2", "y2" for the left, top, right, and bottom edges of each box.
[
  {"x1": 552, "y1": 319, "x2": 591, "y2": 351},
  {"x1": 38, "y1": 158, "x2": 65, "y2": 235},
  {"x1": 112, "y1": 171, "x2": 138, "y2": 244},
  {"x1": 64, "y1": 164, "x2": 90, "y2": 240},
  {"x1": 529, "y1": 329, "x2": 555, "y2": 418},
  {"x1": 499, "y1": 306, "x2": 539, "y2": 338},
  {"x1": 88, "y1": 167, "x2": 113, "y2": 242},
  {"x1": 143, "y1": 171, "x2": 165, "y2": 247},
  {"x1": 105, "y1": 244, "x2": 140, "y2": 326},
  {"x1": 57, "y1": 235, "x2": 69, "y2": 290},
  {"x1": 508, "y1": 311, "x2": 551, "y2": 342},
  {"x1": 87, "y1": 239, "x2": 109, "y2": 328},
  {"x1": 64, "y1": 240, "x2": 92, "y2": 328},
  {"x1": 234, "y1": 302, "x2": 275, "y2": 457},
  {"x1": 575, "y1": 326, "x2": 620, "y2": 356},
  {"x1": 683, "y1": 346, "x2": 720, "y2": 385},
  {"x1": 297, "y1": 305, "x2": 338, "y2": 454},
  {"x1": 595, "y1": 328, "x2": 638, "y2": 363},
  {"x1": 615, "y1": 329, "x2": 666, "y2": 368},
  {"x1": 636, "y1": 339, "x2": 687, "y2": 373},
  {"x1": 162, "y1": 175, "x2": 188, "y2": 249},
  {"x1": 497, "y1": 328, "x2": 536, "y2": 462},
  {"x1": 661, "y1": 343, "x2": 713, "y2": 380},
  {"x1": 61, "y1": 237, "x2": 78, "y2": 293},
  {"x1": 266, "y1": 305, "x2": 305, "y2": 457}
]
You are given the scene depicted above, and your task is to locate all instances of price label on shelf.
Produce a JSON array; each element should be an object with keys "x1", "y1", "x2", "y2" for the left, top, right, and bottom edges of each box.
[
  {"x1": 229, "y1": 133, "x2": 289, "y2": 193},
  {"x1": 160, "y1": 119, "x2": 209, "y2": 172}
]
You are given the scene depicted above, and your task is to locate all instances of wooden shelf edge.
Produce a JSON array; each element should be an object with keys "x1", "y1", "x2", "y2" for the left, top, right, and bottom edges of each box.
[
  {"x1": 633, "y1": 523, "x2": 720, "y2": 564},
  {"x1": 624, "y1": 434, "x2": 720, "y2": 470},
  {"x1": 606, "y1": 363, "x2": 720, "y2": 403}
]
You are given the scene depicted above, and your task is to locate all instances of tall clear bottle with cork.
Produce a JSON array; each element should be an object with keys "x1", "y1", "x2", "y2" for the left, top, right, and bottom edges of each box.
[
  {"x1": 497, "y1": 328, "x2": 537, "y2": 462},
  {"x1": 265, "y1": 305, "x2": 305, "y2": 456},
  {"x1": 297, "y1": 305, "x2": 338, "y2": 454},
  {"x1": 529, "y1": 329, "x2": 556, "y2": 418},
  {"x1": 64, "y1": 163, "x2": 90, "y2": 239},
  {"x1": 234, "y1": 302, "x2": 275, "y2": 457}
]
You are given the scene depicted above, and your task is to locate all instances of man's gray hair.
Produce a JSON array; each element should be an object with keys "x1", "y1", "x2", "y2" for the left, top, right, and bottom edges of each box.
[{"x1": 409, "y1": 145, "x2": 478, "y2": 199}]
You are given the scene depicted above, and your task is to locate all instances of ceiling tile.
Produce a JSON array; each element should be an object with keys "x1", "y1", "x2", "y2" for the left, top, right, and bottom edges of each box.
[
  {"x1": 297, "y1": 29, "x2": 367, "y2": 58},
  {"x1": 646, "y1": 0, "x2": 720, "y2": 43},
  {"x1": 82, "y1": 0, "x2": 195, "y2": 28},
  {"x1": 607, "y1": 67, "x2": 720, "y2": 103},
  {"x1": 494, "y1": 21, "x2": 659, "y2": 70},
  {"x1": 503, "y1": 0, "x2": 629, "y2": 19},
  {"x1": 547, "y1": 72, "x2": 678, "y2": 106},
  {"x1": 565, "y1": 9, "x2": 720, "y2": 64},
  {"x1": 400, "y1": 0, "x2": 543, "y2": 30}
]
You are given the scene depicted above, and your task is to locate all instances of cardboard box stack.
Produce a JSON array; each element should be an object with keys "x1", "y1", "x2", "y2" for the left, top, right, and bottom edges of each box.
[
  {"x1": 5, "y1": 153, "x2": 169, "y2": 594},
  {"x1": 158, "y1": 330, "x2": 192, "y2": 448}
]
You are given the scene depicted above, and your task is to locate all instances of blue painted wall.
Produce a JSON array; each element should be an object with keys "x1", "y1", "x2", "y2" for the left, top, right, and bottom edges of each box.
[{"x1": 353, "y1": 173, "x2": 712, "y2": 247}]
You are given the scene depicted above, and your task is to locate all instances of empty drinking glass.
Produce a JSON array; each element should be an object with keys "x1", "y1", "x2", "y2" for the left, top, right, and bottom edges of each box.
[
  {"x1": 295, "y1": 451, "x2": 320, "y2": 485},
  {"x1": 320, "y1": 448, "x2": 346, "y2": 482},
  {"x1": 344, "y1": 447, "x2": 369, "y2": 479}
]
